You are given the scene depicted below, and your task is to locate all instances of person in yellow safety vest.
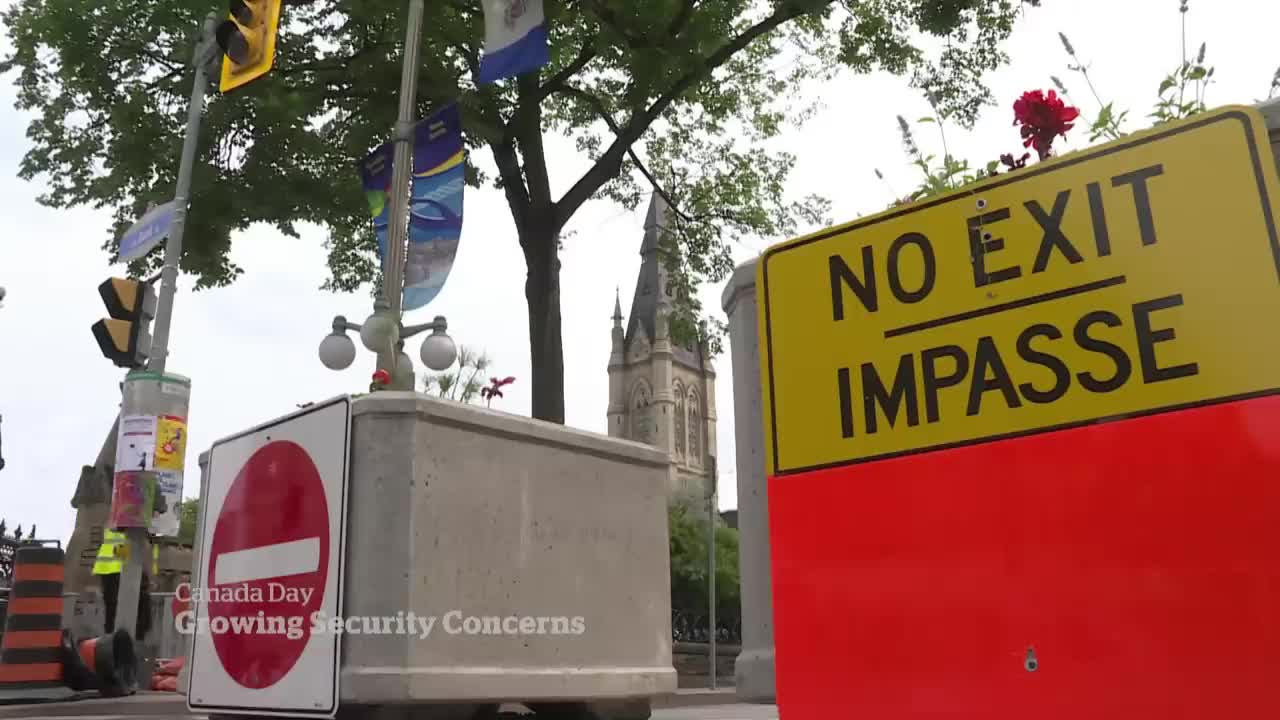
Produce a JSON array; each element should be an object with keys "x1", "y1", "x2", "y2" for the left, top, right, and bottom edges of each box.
[{"x1": 92, "y1": 528, "x2": 155, "y2": 640}]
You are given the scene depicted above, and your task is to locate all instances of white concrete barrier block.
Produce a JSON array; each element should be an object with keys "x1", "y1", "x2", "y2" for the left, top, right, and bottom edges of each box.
[{"x1": 340, "y1": 393, "x2": 676, "y2": 705}]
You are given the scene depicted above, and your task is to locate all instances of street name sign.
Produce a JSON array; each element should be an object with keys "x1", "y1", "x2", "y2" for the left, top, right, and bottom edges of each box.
[
  {"x1": 760, "y1": 105, "x2": 1280, "y2": 475},
  {"x1": 188, "y1": 396, "x2": 351, "y2": 718},
  {"x1": 118, "y1": 201, "x2": 176, "y2": 262}
]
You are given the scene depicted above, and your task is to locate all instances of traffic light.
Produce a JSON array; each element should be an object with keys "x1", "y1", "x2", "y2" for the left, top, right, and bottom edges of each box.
[
  {"x1": 215, "y1": 0, "x2": 284, "y2": 92},
  {"x1": 91, "y1": 278, "x2": 156, "y2": 368}
]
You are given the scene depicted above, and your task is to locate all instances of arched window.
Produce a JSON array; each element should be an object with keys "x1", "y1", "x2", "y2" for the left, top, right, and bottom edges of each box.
[
  {"x1": 632, "y1": 381, "x2": 651, "y2": 409},
  {"x1": 674, "y1": 382, "x2": 686, "y2": 458},
  {"x1": 688, "y1": 389, "x2": 701, "y2": 464}
]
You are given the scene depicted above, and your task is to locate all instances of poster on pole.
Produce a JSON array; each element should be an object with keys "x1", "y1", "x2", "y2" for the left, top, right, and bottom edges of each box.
[
  {"x1": 150, "y1": 470, "x2": 183, "y2": 537},
  {"x1": 359, "y1": 104, "x2": 466, "y2": 312},
  {"x1": 116, "y1": 415, "x2": 159, "y2": 472},
  {"x1": 112, "y1": 413, "x2": 185, "y2": 536}
]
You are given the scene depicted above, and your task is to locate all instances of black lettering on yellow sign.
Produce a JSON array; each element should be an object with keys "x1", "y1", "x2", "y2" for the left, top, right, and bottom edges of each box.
[
  {"x1": 836, "y1": 294, "x2": 1200, "y2": 438},
  {"x1": 764, "y1": 108, "x2": 1280, "y2": 475},
  {"x1": 828, "y1": 163, "x2": 1167, "y2": 316}
]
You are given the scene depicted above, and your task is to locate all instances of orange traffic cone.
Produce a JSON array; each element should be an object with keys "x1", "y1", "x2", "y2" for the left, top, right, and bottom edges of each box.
[
  {"x1": 0, "y1": 543, "x2": 74, "y2": 702},
  {"x1": 76, "y1": 630, "x2": 136, "y2": 697}
]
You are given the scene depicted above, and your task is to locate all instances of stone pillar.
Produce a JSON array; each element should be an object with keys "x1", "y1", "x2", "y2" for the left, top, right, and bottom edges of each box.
[
  {"x1": 721, "y1": 259, "x2": 776, "y2": 702},
  {"x1": 63, "y1": 499, "x2": 109, "y2": 596},
  {"x1": 176, "y1": 449, "x2": 210, "y2": 697}
]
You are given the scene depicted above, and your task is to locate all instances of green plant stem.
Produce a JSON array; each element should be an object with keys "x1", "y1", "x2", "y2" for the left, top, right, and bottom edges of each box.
[
  {"x1": 1178, "y1": 5, "x2": 1187, "y2": 111},
  {"x1": 1061, "y1": 46, "x2": 1123, "y2": 140}
]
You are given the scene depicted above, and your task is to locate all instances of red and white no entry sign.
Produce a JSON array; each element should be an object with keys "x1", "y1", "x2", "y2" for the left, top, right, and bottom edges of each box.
[
  {"x1": 208, "y1": 440, "x2": 329, "y2": 689},
  {"x1": 188, "y1": 397, "x2": 350, "y2": 718}
]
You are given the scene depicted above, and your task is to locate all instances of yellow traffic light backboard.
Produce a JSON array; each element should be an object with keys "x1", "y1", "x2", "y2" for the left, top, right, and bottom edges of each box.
[
  {"x1": 92, "y1": 277, "x2": 156, "y2": 368},
  {"x1": 758, "y1": 106, "x2": 1280, "y2": 476},
  {"x1": 217, "y1": 0, "x2": 284, "y2": 93}
]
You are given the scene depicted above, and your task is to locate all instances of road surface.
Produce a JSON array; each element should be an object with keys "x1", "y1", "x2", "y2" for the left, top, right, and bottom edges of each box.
[
  {"x1": 0, "y1": 693, "x2": 779, "y2": 720},
  {"x1": 0, "y1": 707, "x2": 779, "y2": 720}
]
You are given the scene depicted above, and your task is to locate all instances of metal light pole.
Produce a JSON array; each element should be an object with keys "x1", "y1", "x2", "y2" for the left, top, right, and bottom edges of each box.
[
  {"x1": 113, "y1": 12, "x2": 218, "y2": 641},
  {"x1": 697, "y1": 331, "x2": 718, "y2": 689},
  {"x1": 376, "y1": 0, "x2": 426, "y2": 375},
  {"x1": 318, "y1": 0, "x2": 459, "y2": 384},
  {"x1": 148, "y1": 13, "x2": 217, "y2": 377}
]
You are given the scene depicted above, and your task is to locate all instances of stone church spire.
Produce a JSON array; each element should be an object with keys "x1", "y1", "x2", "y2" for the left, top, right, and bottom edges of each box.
[
  {"x1": 610, "y1": 287, "x2": 625, "y2": 362},
  {"x1": 625, "y1": 190, "x2": 674, "y2": 350},
  {"x1": 607, "y1": 186, "x2": 718, "y2": 503}
]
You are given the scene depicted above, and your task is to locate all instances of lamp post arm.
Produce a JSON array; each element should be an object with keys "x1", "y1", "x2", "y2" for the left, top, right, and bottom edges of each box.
[
  {"x1": 402, "y1": 315, "x2": 448, "y2": 339},
  {"x1": 331, "y1": 315, "x2": 362, "y2": 334}
]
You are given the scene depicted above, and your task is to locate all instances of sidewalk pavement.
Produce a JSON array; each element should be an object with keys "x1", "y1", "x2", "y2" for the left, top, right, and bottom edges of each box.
[{"x1": 0, "y1": 687, "x2": 763, "y2": 718}]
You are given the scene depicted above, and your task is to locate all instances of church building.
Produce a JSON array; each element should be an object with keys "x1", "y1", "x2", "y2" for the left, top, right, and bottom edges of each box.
[{"x1": 607, "y1": 191, "x2": 717, "y2": 502}]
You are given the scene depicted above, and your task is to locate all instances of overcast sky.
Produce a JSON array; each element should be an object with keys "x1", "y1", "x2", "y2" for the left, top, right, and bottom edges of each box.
[{"x1": 1, "y1": 0, "x2": 1277, "y2": 545}]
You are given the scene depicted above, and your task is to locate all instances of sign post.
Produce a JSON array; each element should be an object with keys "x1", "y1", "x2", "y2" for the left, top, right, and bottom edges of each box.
[
  {"x1": 109, "y1": 12, "x2": 218, "y2": 652},
  {"x1": 758, "y1": 106, "x2": 1280, "y2": 718},
  {"x1": 187, "y1": 396, "x2": 350, "y2": 717}
]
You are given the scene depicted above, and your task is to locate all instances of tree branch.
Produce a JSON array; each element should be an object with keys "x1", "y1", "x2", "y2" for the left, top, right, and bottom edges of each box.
[
  {"x1": 280, "y1": 42, "x2": 385, "y2": 77},
  {"x1": 558, "y1": 83, "x2": 698, "y2": 229},
  {"x1": 489, "y1": 137, "x2": 532, "y2": 236},
  {"x1": 452, "y1": 42, "x2": 507, "y2": 145},
  {"x1": 554, "y1": 0, "x2": 835, "y2": 226},
  {"x1": 668, "y1": 0, "x2": 698, "y2": 36},
  {"x1": 535, "y1": 41, "x2": 597, "y2": 103},
  {"x1": 139, "y1": 47, "x2": 184, "y2": 72},
  {"x1": 580, "y1": 0, "x2": 651, "y2": 49},
  {"x1": 557, "y1": 84, "x2": 623, "y2": 134},
  {"x1": 515, "y1": 74, "x2": 552, "y2": 209}
]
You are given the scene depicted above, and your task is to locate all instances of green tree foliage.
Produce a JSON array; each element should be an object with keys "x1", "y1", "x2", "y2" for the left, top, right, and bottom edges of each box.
[
  {"x1": 668, "y1": 502, "x2": 739, "y2": 626},
  {"x1": 423, "y1": 345, "x2": 490, "y2": 403},
  {"x1": 0, "y1": 0, "x2": 1040, "y2": 422},
  {"x1": 177, "y1": 497, "x2": 200, "y2": 546}
]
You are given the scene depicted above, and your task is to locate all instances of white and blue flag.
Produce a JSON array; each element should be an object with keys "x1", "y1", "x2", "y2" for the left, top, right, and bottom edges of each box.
[{"x1": 477, "y1": 0, "x2": 550, "y2": 84}]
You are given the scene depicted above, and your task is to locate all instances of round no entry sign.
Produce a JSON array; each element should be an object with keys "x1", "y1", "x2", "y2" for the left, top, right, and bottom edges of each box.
[{"x1": 207, "y1": 440, "x2": 330, "y2": 689}]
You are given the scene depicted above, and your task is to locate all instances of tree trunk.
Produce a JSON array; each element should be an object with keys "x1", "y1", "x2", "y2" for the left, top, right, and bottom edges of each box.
[{"x1": 523, "y1": 222, "x2": 565, "y2": 424}]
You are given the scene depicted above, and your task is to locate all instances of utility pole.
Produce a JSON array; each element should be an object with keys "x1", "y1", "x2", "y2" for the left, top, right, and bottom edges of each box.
[
  {"x1": 697, "y1": 330, "x2": 718, "y2": 689},
  {"x1": 147, "y1": 16, "x2": 217, "y2": 377},
  {"x1": 113, "y1": 12, "x2": 218, "y2": 641}
]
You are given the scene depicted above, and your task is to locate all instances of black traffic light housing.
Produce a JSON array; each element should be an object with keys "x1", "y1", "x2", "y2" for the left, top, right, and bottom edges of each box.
[{"x1": 91, "y1": 277, "x2": 156, "y2": 368}]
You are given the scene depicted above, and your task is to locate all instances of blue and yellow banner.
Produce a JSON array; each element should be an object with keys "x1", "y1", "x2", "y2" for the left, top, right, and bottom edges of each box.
[{"x1": 359, "y1": 104, "x2": 466, "y2": 312}]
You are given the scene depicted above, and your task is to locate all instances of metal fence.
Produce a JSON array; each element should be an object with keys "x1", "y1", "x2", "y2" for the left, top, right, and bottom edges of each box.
[
  {"x1": 0, "y1": 535, "x2": 15, "y2": 588},
  {"x1": 672, "y1": 607, "x2": 742, "y2": 645}
]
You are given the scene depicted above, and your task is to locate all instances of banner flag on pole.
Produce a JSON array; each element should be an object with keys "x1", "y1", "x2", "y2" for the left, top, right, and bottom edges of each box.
[
  {"x1": 359, "y1": 141, "x2": 394, "y2": 273},
  {"x1": 405, "y1": 104, "x2": 465, "y2": 311},
  {"x1": 359, "y1": 104, "x2": 467, "y2": 312},
  {"x1": 477, "y1": 0, "x2": 550, "y2": 84}
]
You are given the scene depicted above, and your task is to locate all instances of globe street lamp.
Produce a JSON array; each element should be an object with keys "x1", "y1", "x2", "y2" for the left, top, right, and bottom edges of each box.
[{"x1": 318, "y1": 300, "x2": 457, "y2": 390}]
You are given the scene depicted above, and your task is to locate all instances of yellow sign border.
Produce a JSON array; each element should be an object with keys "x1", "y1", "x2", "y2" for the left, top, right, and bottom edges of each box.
[{"x1": 758, "y1": 105, "x2": 1280, "y2": 476}]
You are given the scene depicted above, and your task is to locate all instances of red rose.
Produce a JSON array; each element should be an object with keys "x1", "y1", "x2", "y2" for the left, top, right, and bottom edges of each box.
[{"x1": 1012, "y1": 89, "x2": 1080, "y2": 160}]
